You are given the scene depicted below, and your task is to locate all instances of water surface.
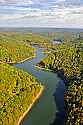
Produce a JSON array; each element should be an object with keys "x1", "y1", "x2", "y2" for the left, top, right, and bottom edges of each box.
[{"x1": 14, "y1": 47, "x2": 65, "y2": 125}]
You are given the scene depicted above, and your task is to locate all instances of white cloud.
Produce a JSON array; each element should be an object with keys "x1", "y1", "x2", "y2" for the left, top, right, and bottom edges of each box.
[
  {"x1": 0, "y1": 0, "x2": 33, "y2": 5},
  {"x1": 0, "y1": 0, "x2": 83, "y2": 27},
  {"x1": 56, "y1": 0, "x2": 66, "y2": 3}
]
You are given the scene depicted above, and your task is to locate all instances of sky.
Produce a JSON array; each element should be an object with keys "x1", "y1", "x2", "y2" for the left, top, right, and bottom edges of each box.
[{"x1": 0, "y1": 0, "x2": 83, "y2": 28}]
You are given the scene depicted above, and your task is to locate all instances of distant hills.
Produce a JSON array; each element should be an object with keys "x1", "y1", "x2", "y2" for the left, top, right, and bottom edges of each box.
[{"x1": 0, "y1": 27, "x2": 83, "y2": 33}]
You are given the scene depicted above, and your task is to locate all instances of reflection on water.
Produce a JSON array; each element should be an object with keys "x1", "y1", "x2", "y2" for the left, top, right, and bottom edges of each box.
[{"x1": 50, "y1": 80, "x2": 66, "y2": 125}]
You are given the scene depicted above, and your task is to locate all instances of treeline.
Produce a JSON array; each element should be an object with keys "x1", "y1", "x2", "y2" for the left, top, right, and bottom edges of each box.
[{"x1": 38, "y1": 40, "x2": 83, "y2": 125}]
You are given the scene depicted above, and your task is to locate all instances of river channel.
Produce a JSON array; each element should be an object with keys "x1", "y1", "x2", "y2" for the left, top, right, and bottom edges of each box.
[{"x1": 14, "y1": 47, "x2": 65, "y2": 125}]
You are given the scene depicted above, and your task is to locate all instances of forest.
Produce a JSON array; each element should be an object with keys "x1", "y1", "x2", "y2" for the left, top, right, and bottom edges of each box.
[
  {"x1": 0, "y1": 32, "x2": 83, "y2": 125},
  {"x1": 0, "y1": 63, "x2": 42, "y2": 125},
  {"x1": 38, "y1": 38, "x2": 83, "y2": 125},
  {"x1": 0, "y1": 33, "x2": 36, "y2": 63},
  {"x1": 0, "y1": 32, "x2": 44, "y2": 125}
]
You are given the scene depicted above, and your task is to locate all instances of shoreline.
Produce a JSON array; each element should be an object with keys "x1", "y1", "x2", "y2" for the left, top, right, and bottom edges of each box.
[
  {"x1": 35, "y1": 65, "x2": 52, "y2": 72},
  {"x1": 17, "y1": 86, "x2": 44, "y2": 125},
  {"x1": 13, "y1": 55, "x2": 36, "y2": 64},
  {"x1": 0, "y1": 55, "x2": 36, "y2": 65},
  {"x1": 36, "y1": 65, "x2": 68, "y2": 125},
  {"x1": 36, "y1": 65, "x2": 68, "y2": 84}
]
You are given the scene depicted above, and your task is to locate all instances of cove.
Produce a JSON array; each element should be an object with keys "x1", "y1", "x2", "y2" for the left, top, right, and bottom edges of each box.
[{"x1": 14, "y1": 47, "x2": 66, "y2": 125}]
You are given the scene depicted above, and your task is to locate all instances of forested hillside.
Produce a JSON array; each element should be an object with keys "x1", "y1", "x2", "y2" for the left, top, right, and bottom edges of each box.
[
  {"x1": 0, "y1": 63, "x2": 42, "y2": 125},
  {"x1": 38, "y1": 40, "x2": 83, "y2": 125},
  {"x1": 0, "y1": 32, "x2": 83, "y2": 125},
  {"x1": 0, "y1": 32, "x2": 44, "y2": 125},
  {"x1": 0, "y1": 33, "x2": 36, "y2": 63}
]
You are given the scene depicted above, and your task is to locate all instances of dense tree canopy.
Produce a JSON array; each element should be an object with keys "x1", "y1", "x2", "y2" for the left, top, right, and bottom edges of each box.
[
  {"x1": 0, "y1": 33, "x2": 36, "y2": 63},
  {"x1": 0, "y1": 31, "x2": 83, "y2": 125},
  {"x1": 0, "y1": 63, "x2": 42, "y2": 125},
  {"x1": 0, "y1": 32, "x2": 44, "y2": 125},
  {"x1": 38, "y1": 39, "x2": 83, "y2": 125}
]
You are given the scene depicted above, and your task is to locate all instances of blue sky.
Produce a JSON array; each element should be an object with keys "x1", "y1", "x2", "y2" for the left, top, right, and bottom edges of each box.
[{"x1": 0, "y1": 0, "x2": 83, "y2": 28}]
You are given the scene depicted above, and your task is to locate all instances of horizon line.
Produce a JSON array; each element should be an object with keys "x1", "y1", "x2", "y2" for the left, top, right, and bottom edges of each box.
[{"x1": 0, "y1": 27, "x2": 83, "y2": 29}]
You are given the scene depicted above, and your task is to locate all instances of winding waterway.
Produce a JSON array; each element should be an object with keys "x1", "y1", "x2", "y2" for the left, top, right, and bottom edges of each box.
[{"x1": 14, "y1": 47, "x2": 65, "y2": 125}]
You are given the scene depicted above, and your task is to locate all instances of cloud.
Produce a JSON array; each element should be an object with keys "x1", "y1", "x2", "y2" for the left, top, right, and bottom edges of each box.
[{"x1": 0, "y1": 0, "x2": 83, "y2": 27}]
